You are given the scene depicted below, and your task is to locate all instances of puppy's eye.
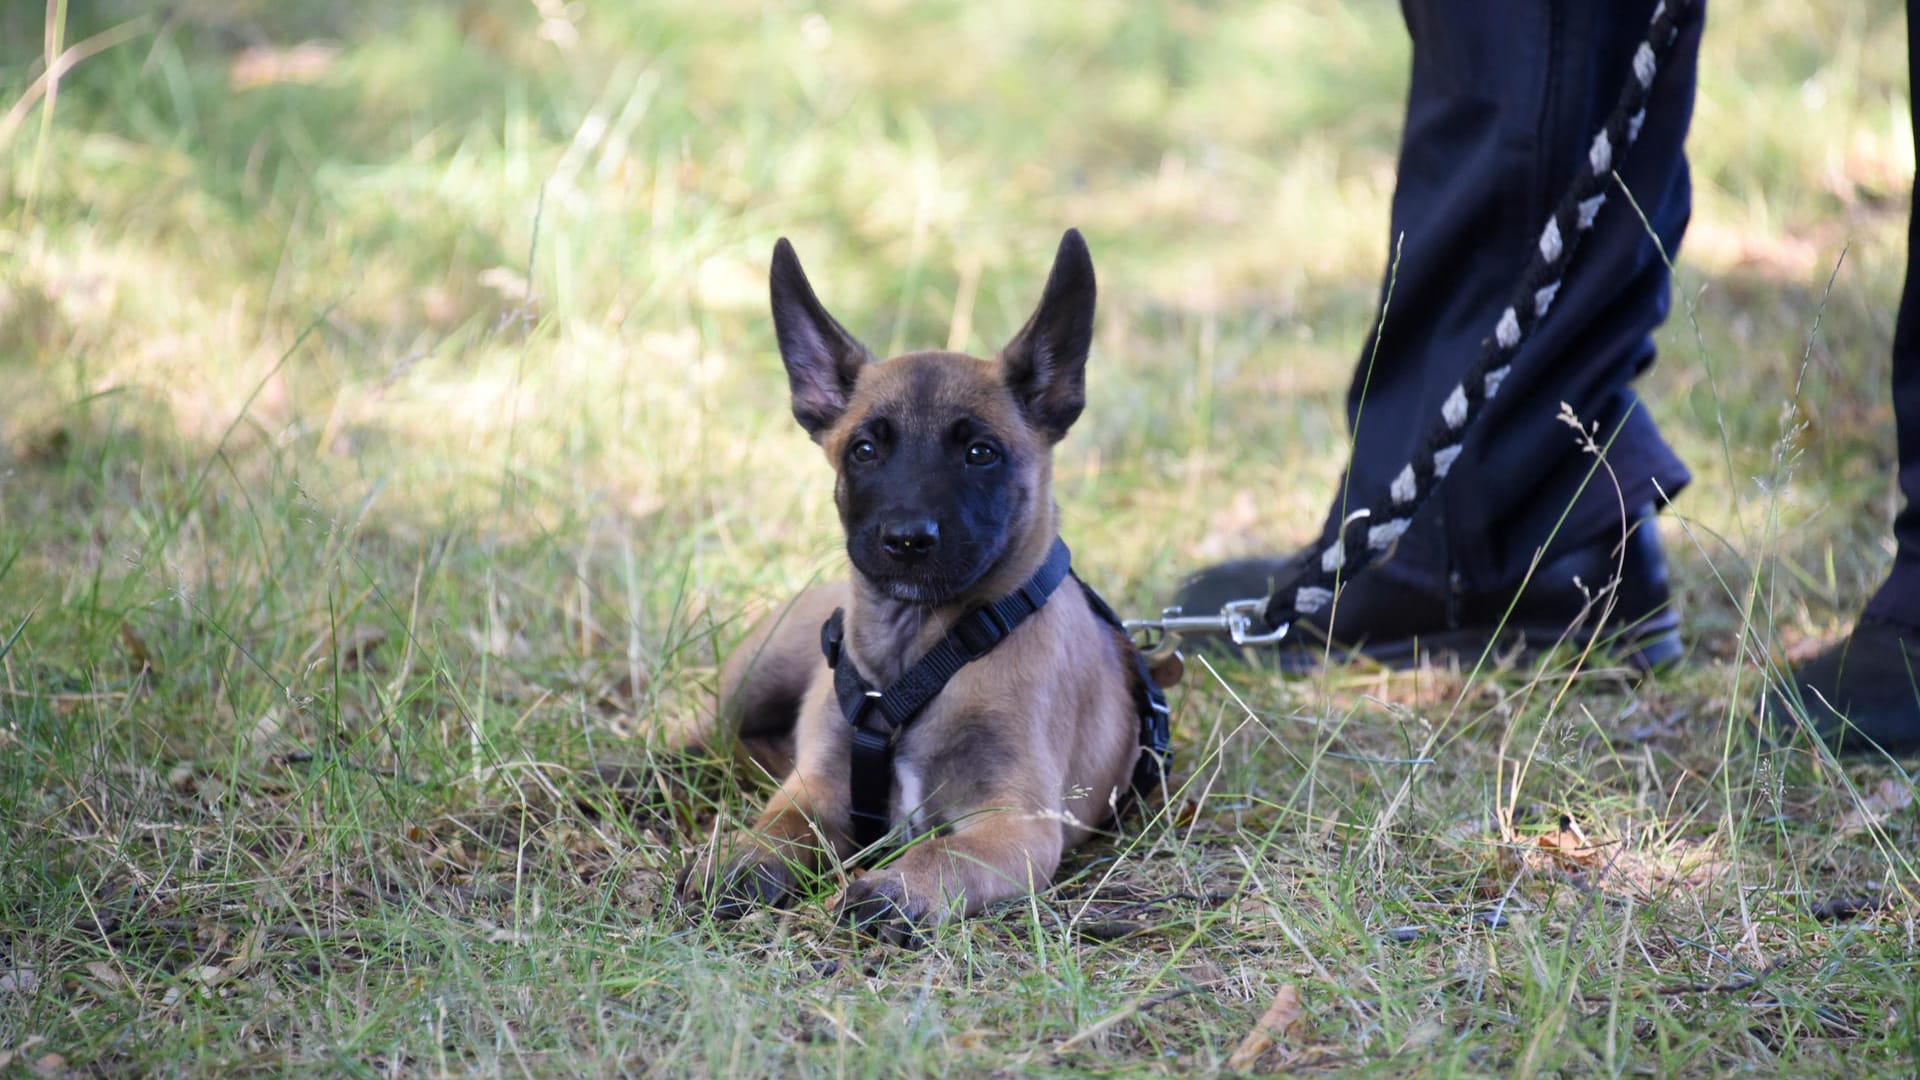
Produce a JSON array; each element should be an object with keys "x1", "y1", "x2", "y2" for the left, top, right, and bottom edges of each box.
[
  {"x1": 849, "y1": 439, "x2": 879, "y2": 464},
  {"x1": 964, "y1": 442, "x2": 1000, "y2": 467}
]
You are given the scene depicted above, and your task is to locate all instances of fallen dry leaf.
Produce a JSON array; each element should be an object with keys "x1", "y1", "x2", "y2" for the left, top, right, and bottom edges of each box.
[
  {"x1": 249, "y1": 705, "x2": 285, "y2": 753},
  {"x1": 597, "y1": 669, "x2": 649, "y2": 715},
  {"x1": 1538, "y1": 835, "x2": 1727, "y2": 897},
  {"x1": 1833, "y1": 778, "x2": 1914, "y2": 838},
  {"x1": 228, "y1": 41, "x2": 339, "y2": 91},
  {"x1": 1182, "y1": 960, "x2": 1230, "y2": 988},
  {"x1": 1226, "y1": 983, "x2": 1302, "y2": 1072},
  {"x1": 83, "y1": 961, "x2": 126, "y2": 991},
  {"x1": 302, "y1": 624, "x2": 389, "y2": 674},
  {"x1": 1500, "y1": 811, "x2": 1729, "y2": 899},
  {"x1": 947, "y1": 1029, "x2": 992, "y2": 1051},
  {"x1": 334, "y1": 625, "x2": 389, "y2": 672},
  {"x1": 1534, "y1": 824, "x2": 1604, "y2": 869},
  {"x1": 477, "y1": 266, "x2": 532, "y2": 304},
  {"x1": 120, "y1": 624, "x2": 158, "y2": 676}
]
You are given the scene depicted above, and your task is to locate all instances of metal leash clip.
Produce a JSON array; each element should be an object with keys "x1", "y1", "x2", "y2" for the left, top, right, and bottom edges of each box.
[{"x1": 1124, "y1": 598, "x2": 1290, "y2": 662}]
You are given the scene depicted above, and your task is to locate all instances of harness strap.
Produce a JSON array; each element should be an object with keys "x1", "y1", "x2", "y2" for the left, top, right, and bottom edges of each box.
[
  {"x1": 821, "y1": 539, "x2": 1172, "y2": 851},
  {"x1": 823, "y1": 538, "x2": 1074, "y2": 850},
  {"x1": 1073, "y1": 573, "x2": 1172, "y2": 818}
]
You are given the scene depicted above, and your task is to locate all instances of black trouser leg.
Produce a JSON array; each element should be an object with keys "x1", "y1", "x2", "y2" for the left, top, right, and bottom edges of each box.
[
  {"x1": 1342, "y1": 1, "x2": 1702, "y2": 593},
  {"x1": 1862, "y1": 0, "x2": 1920, "y2": 627}
]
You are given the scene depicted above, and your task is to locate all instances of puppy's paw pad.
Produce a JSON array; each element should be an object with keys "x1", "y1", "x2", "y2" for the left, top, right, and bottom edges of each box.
[
  {"x1": 838, "y1": 872, "x2": 937, "y2": 947},
  {"x1": 676, "y1": 853, "x2": 797, "y2": 921}
]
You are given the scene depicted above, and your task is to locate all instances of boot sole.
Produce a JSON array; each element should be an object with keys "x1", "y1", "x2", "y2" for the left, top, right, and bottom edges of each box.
[{"x1": 1262, "y1": 609, "x2": 1683, "y2": 677}]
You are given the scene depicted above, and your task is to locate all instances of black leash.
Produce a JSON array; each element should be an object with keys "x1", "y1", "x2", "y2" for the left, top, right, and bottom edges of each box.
[
  {"x1": 821, "y1": 538, "x2": 1170, "y2": 850},
  {"x1": 1127, "y1": 0, "x2": 1696, "y2": 653}
]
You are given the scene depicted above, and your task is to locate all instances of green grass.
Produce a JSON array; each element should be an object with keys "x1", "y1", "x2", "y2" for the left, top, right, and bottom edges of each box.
[{"x1": 2, "y1": 1, "x2": 1917, "y2": 1075}]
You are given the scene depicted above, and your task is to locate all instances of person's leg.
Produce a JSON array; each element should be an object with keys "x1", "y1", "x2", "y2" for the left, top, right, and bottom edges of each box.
[
  {"x1": 1175, "y1": 0, "x2": 1701, "y2": 668},
  {"x1": 1349, "y1": 0, "x2": 1696, "y2": 587},
  {"x1": 1863, "y1": 0, "x2": 1920, "y2": 637},
  {"x1": 1772, "y1": 1, "x2": 1920, "y2": 756},
  {"x1": 1862, "y1": 0, "x2": 1920, "y2": 634}
]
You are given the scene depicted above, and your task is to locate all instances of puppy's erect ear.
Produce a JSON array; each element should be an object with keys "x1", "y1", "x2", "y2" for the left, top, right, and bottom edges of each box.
[
  {"x1": 1001, "y1": 228, "x2": 1095, "y2": 443},
  {"x1": 770, "y1": 238, "x2": 875, "y2": 440}
]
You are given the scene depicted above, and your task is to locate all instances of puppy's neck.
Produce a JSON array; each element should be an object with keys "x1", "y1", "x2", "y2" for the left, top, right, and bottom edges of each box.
[{"x1": 845, "y1": 504, "x2": 1061, "y2": 686}]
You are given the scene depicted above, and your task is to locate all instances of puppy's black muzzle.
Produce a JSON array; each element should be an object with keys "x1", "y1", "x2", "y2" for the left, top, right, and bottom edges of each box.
[{"x1": 880, "y1": 518, "x2": 939, "y2": 564}]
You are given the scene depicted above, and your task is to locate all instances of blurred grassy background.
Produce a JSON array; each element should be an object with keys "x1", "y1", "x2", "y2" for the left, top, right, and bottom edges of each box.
[
  {"x1": 2, "y1": 1, "x2": 1916, "y2": 1075},
  {"x1": 3, "y1": 1, "x2": 1912, "y2": 639}
]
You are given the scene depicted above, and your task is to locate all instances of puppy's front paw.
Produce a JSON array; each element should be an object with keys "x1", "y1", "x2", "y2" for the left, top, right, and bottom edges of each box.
[
  {"x1": 675, "y1": 847, "x2": 800, "y2": 921},
  {"x1": 837, "y1": 869, "x2": 945, "y2": 947}
]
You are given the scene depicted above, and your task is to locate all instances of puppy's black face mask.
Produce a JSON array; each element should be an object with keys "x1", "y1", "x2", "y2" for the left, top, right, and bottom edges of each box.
[
  {"x1": 768, "y1": 230, "x2": 1096, "y2": 607},
  {"x1": 831, "y1": 363, "x2": 1028, "y2": 605}
]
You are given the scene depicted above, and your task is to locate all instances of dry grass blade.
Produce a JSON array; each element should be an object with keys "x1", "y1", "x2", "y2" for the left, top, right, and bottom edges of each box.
[
  {"x1": 1055, "y1": 989, "x2": 1192, "y2": 1053},
  {"x1": 0, "y1": 14, "x2": 151, "y2": 150}
]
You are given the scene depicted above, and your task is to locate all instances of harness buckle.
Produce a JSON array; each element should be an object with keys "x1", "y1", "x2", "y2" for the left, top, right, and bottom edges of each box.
[
  {"x1": 848, "y1": 688, "x2": 887, "y2": 730},
  {"x1": 849, "y1": 709, "x2": 893, "y2": 748}
]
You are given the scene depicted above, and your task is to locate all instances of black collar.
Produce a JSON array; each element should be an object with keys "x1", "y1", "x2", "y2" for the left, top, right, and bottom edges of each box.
[{"x1": 821, "y1": 538, "x2": 1074, "y2": 849}]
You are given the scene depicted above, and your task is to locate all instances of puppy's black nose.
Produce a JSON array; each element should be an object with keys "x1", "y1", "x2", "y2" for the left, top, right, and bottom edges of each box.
[{"x1": 880, "y1": 518, "x2": 939, "y2": 563}]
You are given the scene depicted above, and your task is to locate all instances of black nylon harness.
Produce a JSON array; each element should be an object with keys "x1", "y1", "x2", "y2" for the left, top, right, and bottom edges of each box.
[{"x1": 819, "y1": 538, "x2": 1172, "y2": 851}]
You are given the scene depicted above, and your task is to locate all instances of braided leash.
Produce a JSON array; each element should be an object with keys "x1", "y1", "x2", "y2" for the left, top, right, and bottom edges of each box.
[{"x1": 1251, "y1": 0, "x2": 1695, "y2": 637}]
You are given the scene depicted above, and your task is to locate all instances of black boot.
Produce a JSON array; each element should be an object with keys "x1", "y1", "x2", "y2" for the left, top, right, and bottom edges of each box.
[
  {"x1": 1769, "y1": 614, "x2": 1920, "y2": 757},
  {"x1": 1170, "y1": 504, "x2": 1682, "y2": 674},
  {"x1": 1769, "y1": 0, "x2": 1920, "y2": 758}
]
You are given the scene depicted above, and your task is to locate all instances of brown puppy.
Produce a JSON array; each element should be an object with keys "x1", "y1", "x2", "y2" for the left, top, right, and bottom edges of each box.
[{"x1": 677, "y1": 230, "x2": 1157, "y2": 942}]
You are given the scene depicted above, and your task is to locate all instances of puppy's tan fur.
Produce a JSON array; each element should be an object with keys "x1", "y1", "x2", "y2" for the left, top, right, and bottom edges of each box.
[{"x1": 677, "y1": 234, "x2": 1144, "y2": 939}]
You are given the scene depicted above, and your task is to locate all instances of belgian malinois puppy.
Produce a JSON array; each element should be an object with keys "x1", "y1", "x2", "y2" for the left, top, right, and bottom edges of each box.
[{"x1": 676, "y1": 230, "x2": 1162, "y2": 942}]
